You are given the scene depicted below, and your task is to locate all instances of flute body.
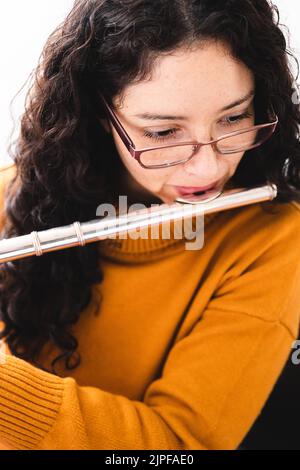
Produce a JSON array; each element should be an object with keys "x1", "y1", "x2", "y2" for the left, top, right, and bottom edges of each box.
[{"x1": 0, "y1": 184, "x2": 277, "y2": 264}]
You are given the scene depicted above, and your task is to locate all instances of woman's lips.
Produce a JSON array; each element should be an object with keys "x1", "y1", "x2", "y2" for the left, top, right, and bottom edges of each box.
[{"x1": 172, "y1": 181, "x2": 220, "y2": 195}]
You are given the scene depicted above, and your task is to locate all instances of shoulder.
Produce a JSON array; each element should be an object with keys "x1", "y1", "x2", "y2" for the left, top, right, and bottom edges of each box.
[
  {"x1": 0, "y1": 161, "x2": 16, "y2": 174},
  {"x1": 258, "y1": 199, "x2": 300, "y2": 241},
  {"x1": 0, "y1": 161, "x2": 17, "y2": 197},
  {"x1": 244, "y1": 199, "x2": 300, "y2": 261},
  {"x1": 0, "y1": 161, "x2": 16, "y2": 172},
  {"x1": 221, "y1": 198, "x2": 300, "y2": 274},
  {"x1": 209, "y1": 199, "x2": 300, "y2": 335},
  {"x1": 0, "y1": 161, "x2": 17, "y2": 188},
  {"x1": 0, "y1": 161, "x2": 17, "y2": 230},
  {"x1": 209, "y1": 196, "x2": 300, "y2": 290},
  {"x1": 256, "y1": 199, "x2": 300, "y2": 235},
  {"x1": 219, "y1": 198, "x2": 300, "y2": 245}
]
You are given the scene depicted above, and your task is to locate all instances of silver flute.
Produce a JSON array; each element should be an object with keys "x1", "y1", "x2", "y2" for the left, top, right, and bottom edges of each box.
[{"x1": 0, "y1": 183, "x2": 277, "y2": 264}]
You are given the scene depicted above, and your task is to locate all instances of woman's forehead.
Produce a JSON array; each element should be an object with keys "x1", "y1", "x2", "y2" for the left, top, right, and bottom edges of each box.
[{"x1": 115, "y1": 42, "x2": 255, "y2": 115}]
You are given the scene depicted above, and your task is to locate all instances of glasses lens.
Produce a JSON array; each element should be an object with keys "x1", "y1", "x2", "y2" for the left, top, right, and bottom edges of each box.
[
  {"x1": 140, "y1": 145, "x2": 196, "y2": 168},
  {"x1": 217, "y1": 125, "x2": 274, "y2": 154},
  {"x1": 139, "y1": 124, "x2": 275, "y2": 168}
]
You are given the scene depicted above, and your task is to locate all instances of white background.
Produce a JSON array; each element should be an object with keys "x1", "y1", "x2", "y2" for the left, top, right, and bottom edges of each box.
[{"x1": 1, "y1": 0, "x2": 299, "y2": 166}]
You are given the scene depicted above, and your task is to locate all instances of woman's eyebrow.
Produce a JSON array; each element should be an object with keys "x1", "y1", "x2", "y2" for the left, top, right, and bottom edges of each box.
[
  {"x1": 133, "y1": 89, "x2": 255, "y2": 121},
  {"x1": 221, "y1": 89, "x2": 255, "y2": 111}
]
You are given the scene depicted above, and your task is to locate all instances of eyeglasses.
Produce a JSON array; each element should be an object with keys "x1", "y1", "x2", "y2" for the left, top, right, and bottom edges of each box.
[{"x1": 99, "y1": 94, "x2": 279, "y2": 170}]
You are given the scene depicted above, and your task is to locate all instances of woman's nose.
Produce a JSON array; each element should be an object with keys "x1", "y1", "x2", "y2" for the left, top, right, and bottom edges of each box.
[{"x1": 183, "y1": 142, "x2": 220, "y2": 180}]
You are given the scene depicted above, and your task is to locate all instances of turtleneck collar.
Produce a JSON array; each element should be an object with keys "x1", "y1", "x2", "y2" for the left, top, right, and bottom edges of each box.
[{"x1": 97, "y1": 211, "x2": 219, "y2": 263}]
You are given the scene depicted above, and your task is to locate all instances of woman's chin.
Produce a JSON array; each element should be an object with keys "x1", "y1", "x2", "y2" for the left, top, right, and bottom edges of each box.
[{"x1": 154, "y1": 192, "x2": 177, "y2": 205}]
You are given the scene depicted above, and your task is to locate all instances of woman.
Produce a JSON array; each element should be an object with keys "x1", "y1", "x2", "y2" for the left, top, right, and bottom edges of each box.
[{"x1": 0, "y1": 0, "x2": 300, "y2": 450}]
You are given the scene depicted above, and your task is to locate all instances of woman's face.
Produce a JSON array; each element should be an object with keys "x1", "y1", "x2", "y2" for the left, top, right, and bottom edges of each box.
[{"x1": 102, "y1": 40, "x2": 255, "y2": 205}]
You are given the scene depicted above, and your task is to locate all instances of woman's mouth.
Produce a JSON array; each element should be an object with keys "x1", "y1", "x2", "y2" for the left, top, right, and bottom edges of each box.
[{"x1": 172, "y1": 181, "x2": 220, "y2": 196}]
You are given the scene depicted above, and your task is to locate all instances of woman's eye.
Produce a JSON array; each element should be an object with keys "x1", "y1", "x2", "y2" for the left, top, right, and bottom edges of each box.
[
  {"x1": 142, "y1": 128, "x2": 178, "y2": 142},
  {"x1": 142, "y1": 111, "x2": 253, "y2": 142},
  {"x1": 221, "y1": 111, "x2": 253, "y2": 127}
]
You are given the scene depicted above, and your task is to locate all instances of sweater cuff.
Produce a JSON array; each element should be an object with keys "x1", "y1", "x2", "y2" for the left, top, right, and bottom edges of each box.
[{"x1": 0, "y1": 353, "x2": 64, "y2": 450}]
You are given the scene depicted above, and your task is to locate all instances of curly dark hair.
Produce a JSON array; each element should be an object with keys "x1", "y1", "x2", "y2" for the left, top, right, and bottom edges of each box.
[{"x1": 0, "y1": 0, "x2": 299, "y2": 375}]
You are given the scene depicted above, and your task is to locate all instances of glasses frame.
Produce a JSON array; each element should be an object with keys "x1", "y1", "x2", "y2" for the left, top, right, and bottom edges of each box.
[{"x1": 99, "y1": 93, "x2": 279, "y2": 170}]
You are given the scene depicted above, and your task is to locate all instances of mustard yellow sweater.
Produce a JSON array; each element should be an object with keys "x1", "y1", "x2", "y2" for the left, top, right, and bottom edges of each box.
[{"x1": 0, "y1": 162, "x2": 300, "y2": 450}]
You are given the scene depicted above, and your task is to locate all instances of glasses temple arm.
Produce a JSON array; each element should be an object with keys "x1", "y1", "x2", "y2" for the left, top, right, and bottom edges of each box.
[{"x1": 99, "y1": 94, "x2": 135, "y2": 153}]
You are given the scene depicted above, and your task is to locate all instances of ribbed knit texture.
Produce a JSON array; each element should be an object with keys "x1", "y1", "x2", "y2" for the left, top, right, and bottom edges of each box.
[{"x1": 0, "y1": 354, "x2": 63, "y2": 450}]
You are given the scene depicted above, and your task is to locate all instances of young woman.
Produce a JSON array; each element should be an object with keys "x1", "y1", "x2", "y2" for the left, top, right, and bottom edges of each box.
[{"x1": 0, "y1": 0, "x2": 300, "y2": 450}]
